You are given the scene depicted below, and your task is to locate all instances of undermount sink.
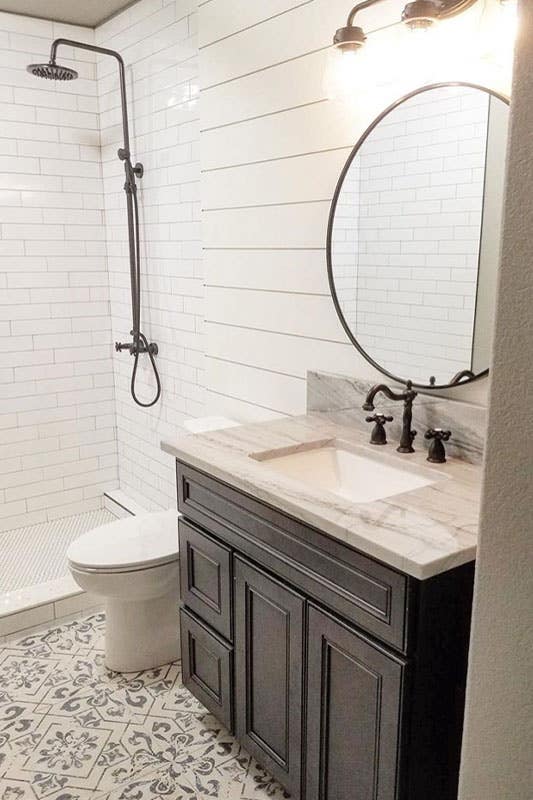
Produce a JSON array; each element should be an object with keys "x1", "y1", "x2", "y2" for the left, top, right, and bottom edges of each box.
[{"x1": 251, "y1": 440, "x2": 440, "y2": 504}]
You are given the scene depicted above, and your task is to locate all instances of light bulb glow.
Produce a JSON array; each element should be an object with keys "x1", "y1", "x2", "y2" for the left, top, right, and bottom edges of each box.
[{"x1": 323, "y1": 47, "x2": 361, "y2": 100}]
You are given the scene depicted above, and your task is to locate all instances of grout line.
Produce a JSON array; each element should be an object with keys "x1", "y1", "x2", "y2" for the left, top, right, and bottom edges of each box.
[
  {"x1": 203, "y1": 198, "x2": 330, "y2": 212},
  {"x1": 202, "y1": 146, "x2": 352, "y2": 173},
  {"x1": 206, "y1": 387, "x2": 287, "y2": 417},
  {"x1": 205, "y1": 285, "x2": 328, "y2": 297},
  {"x1": 207, "y1": 354, "x2": 306, "y2": 381},
  {"x1": 205, "y1": 320, "x2": 350, "y2": 347},
  {"x1": 200, "y1": 101, "x2": 326, "y2": 135},
  {"x1": 199, "y1": 0, "x2": 314, "y2": 50},
  {"x1": 203, "y1": 246, "x2": 325, "y2": 251}
]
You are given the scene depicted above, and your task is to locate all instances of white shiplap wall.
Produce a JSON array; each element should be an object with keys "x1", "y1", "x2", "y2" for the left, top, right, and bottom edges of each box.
[
  {"x1": 200, "y1": 0, "x2": 506, "y2": 420},
  {"x1": 0, "y1": 13, "x2": 118, "y2": 532},
  {"x1": 96, "y1": 0, "x2": 203, "y2": 511}
]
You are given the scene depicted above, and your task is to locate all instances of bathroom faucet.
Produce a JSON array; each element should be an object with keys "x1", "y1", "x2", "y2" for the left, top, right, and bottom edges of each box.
[{"x1": 363, "y1": 381, "x2": 418, "y2": 453}]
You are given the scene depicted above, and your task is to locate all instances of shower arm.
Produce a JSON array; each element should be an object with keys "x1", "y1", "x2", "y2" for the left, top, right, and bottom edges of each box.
[
  {"x1": 50, "y1": 39, "x2": 145, "y2": 337},
  {"x1": 50, "y1": 39, "x2": 131, "y2": 155}
]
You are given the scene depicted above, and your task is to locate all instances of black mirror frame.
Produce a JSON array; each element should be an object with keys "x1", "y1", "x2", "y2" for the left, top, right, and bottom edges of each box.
[{"x1": 326, "y1": 81, "x2": 510, "y2": 391}]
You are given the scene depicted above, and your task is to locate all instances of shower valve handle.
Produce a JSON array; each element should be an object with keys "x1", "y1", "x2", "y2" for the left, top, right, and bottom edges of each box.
[
  {"x1": 115, "y1": 339, "x2": 159, "y2": 356},
  {"x1": 115, "y1": 340, "x2": 135, "y2": 355}
]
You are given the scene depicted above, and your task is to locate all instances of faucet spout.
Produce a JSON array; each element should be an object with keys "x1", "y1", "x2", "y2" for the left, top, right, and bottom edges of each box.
[
  {"x1": 362, "y1": 381, "x2": 418, "y2": 453},
  {"x1": 362, "y1": 383, "x2": 407, "y2": 411}
]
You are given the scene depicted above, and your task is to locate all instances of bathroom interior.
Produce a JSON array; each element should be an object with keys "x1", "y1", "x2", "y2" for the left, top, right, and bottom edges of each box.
[{"x1": 0, "y1": 0, "x2": 531, "y2": 797}]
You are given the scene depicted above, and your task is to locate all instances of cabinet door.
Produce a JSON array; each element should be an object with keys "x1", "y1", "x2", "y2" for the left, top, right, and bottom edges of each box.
[
  {"x1": 234, "y1": 557, "x2": 304, "y2": 798},
  {"x1": 306, "y1": 605, "x2": 405, "y2": 800}
]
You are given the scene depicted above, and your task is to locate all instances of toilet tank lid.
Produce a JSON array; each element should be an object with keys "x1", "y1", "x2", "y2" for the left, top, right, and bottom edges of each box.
[
  {"x1": 183, "y1": 416, "x2": 239, "y2": 433},
  {"x1": 67, "y1": 510, "x2": 179, "y2": 571}
]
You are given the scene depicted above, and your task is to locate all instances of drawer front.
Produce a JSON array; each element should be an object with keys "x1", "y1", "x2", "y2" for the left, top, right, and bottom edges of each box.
[
  {"x1": 179, "y1": 519, "x2": 232, "y2": 641},
  {"x1": 177, "y1": 461, "x2": 408, "y2": 652},
  {"x1": 180, "y1": 608, "x2": 233, "y2": 732}
]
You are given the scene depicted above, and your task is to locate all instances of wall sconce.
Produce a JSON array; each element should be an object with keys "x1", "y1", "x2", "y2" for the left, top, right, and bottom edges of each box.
[
  {"x1": 334, "y1": 0, "x2": 477, "y2": 51},
  {"x1": 326, "y1": 0, "x2": 517, "y2": 97}
]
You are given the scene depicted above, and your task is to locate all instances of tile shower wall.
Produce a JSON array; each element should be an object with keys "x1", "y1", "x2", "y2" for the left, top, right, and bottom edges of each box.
[
  {"x1": 0, "y1": 13, "x2": 118, "y2": 532},
  {"x1": 96, "y1": 0, "x2": 203, "y2": 510},
  {"x1": 200, "y1": 0, "x2": 500, "y2": 421}
]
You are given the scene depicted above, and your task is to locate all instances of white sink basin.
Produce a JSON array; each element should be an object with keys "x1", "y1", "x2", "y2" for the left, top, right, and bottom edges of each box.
[{"x1": 252, "y1": 441, "x2": 439, "y2": 504}]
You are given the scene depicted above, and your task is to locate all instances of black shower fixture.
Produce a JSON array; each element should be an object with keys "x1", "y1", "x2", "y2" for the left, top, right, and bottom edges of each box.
[
  {"x1": 333, "y1": 0, "x2": 480, "y2": 52},
  {"x1": 27, "y1": 39, "x2": 161, "y2": 408},
  {"x1": 27, "y1": 61, "x2": 78, "y2": 80}
]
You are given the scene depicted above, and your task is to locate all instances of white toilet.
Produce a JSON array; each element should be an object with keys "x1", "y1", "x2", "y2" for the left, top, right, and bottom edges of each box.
[{"x1": 67, "y1": 509, "x2": 180, "y2": 673}]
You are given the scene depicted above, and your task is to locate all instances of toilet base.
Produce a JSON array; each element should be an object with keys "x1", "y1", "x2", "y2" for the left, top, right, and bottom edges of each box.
[{"x1": 105, "y1": 587, "x2": 180, "y2": 673}]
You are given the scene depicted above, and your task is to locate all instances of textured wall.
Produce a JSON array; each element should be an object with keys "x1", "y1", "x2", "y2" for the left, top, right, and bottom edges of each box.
[
  {"x1": 459, "y1": 1, "x2": 533, "y2": 796},
  {"x1": 0, "y1": 13, "x2": 118, "y2": 532},
  {"x1": 96, "y1": 0, "x2": 203, "y2": 510}
]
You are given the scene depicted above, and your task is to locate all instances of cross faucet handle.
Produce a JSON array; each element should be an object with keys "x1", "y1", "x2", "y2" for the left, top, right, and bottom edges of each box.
[
  {"x1": 425, "y1": 428, "x2": 452, "y2": 463},
  {"x1": 425, "y1": 428, "x2": 451, "y2": 442},
  {"x1": 365, "y1": 413, "x2": 394, "y2": 446}
]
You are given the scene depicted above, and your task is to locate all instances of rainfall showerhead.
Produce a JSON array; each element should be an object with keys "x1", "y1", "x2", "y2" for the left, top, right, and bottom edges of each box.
[{"x1": 27, "y1": 61, "x2": 78, "y2": 81}]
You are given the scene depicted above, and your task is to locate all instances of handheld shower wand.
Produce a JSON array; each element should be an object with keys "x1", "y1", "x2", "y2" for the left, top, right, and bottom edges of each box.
[{"x1": 28, "y1": 39, "x2": 161, "y2": 407}]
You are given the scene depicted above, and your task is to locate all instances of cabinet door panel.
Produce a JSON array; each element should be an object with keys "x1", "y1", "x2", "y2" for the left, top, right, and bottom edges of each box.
[
  {"x1": 180, "y1": 608, "x2": 233, "y2": 731},
  {"x1": 179, "y1": 519, "x2": 232, "y2": 640},
  {"x1": 234, "y1": 557, "x2": 304, "y2": 798},
  {"x1": 306, "y1": 605, "x2": 405, "y2": 800}
]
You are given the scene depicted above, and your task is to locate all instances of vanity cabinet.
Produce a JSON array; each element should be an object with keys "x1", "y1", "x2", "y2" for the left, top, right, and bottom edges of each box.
[{"x1": 176, "y1": 460, "x2": 474, "y2": 800}]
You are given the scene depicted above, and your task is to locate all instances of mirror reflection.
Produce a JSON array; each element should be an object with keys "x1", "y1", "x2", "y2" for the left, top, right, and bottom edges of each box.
[{"x1": 329, "y1": 84, "x2": 510, "y2": 388}]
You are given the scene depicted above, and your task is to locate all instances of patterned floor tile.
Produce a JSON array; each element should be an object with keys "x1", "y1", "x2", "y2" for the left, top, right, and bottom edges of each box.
[
  {"x1": 7, "y1": 615, "x2": 106, "y2": 660},
  {"x1": 0, "y1": 613, "x2": 289, "y2": 800},
  {"x1": 96, "y1": 761, "x2": 202, "y2": 800}
]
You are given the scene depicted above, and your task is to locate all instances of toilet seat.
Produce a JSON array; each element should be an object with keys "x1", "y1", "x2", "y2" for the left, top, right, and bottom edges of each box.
[{"x1": 67, "y1": 510, "x2": 179, "y2": 574}]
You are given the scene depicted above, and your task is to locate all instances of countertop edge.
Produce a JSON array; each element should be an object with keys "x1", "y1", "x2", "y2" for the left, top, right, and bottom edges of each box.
[{"x1": 161, "y1": 439, "x2": 477, "y2": 581}]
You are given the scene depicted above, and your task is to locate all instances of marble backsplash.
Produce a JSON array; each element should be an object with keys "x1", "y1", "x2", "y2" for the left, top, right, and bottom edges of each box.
[{"x1": 307, "y1": 371, "x2": 487, "y2": 464}]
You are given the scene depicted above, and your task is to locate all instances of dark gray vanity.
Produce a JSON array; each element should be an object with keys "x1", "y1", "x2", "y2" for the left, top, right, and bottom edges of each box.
[{"x1": 174, "y1": 458, "x2": 474, "y2": 800}]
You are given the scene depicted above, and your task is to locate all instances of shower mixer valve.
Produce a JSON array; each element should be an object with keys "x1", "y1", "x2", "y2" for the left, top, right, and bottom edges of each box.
[{"x1": 115, "y1": 338, "x2": 158, "y2": 356}]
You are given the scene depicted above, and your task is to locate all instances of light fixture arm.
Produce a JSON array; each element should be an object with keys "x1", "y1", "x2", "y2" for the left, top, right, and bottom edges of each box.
[
  {"x1": 347, "y1": 0, "x2": 386, "y2": 27},
  {"x1": 344, "y1": 0, "x2": 479, "y2": 30}
]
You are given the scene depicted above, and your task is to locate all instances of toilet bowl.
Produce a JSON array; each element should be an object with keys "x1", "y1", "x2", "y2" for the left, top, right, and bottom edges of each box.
[{"x1": 67, "y1": 509, "x2": 180, "y2": 673}]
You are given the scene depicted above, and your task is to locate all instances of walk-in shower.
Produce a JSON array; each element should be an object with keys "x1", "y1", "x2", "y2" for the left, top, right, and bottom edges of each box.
[{"x1": 28, "y1": 39, "x2": 161, "y2": 407}]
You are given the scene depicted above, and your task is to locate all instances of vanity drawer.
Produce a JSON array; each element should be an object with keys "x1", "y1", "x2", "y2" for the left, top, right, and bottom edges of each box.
[
  {"x1": 177, "y1": 461, "x2": 409, "y2": 652},
  {"x1": 180, "y1": 608, "x2": 233, "y2": 732},
  {"x1": 179, "y1": 519, "x2": 232, "y2": 641}
]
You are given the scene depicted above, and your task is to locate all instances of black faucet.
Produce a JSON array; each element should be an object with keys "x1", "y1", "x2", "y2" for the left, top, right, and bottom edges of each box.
[{"x1": 363, "y1": 380, "x2": 418, "y2": 453}]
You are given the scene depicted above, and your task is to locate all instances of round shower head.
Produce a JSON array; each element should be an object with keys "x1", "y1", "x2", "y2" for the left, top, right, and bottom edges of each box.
[{"x1": 27, "y1": 61, "x2": 78, "y2": 81}]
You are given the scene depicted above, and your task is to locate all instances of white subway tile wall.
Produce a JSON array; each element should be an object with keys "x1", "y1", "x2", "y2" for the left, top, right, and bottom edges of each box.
[
  {"x1": 0, "y1": 13, "x2": 118, "y2": 531},
  {"x1": 95, "y1": 0, "x2": 203, "y2": 510},
  {"x1": 332, "y1": 86, "x2": 489, "y2": 385}
]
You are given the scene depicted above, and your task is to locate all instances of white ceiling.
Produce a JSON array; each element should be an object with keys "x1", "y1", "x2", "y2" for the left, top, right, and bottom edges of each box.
[{"x1": 0, "y1": 0, "x2": 138, "y2": 27}]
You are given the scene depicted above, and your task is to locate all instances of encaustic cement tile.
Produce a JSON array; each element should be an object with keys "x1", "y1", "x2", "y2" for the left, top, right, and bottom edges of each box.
[{"x1": 0, "y1": 613, "x2": 289, "y2": 800}]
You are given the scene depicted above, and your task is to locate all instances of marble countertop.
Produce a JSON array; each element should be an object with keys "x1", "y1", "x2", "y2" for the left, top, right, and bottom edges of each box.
[{"x1": 161, "y1": 411, "x2": 481, "y2": 580}]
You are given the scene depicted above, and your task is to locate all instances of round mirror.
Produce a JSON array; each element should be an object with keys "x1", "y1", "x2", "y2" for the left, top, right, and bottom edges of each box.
[{"x1": 327, "y1": 82, "x2": 510, "y2": 389}]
